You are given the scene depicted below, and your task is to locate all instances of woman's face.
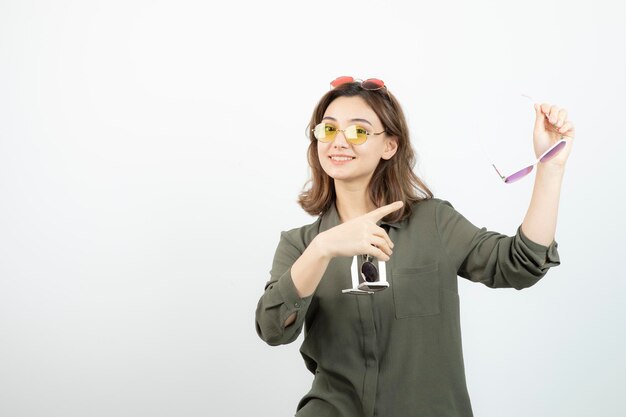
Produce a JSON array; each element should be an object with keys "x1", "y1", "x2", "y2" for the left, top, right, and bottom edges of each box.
[{"x1": 317, "y1": 95, "x2": 397, "y2": 186}]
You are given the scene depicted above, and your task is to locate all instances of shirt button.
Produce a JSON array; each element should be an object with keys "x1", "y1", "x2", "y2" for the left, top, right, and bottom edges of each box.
[{"x1": 294, "y1": 302, "x2": 300, "y2": 308}]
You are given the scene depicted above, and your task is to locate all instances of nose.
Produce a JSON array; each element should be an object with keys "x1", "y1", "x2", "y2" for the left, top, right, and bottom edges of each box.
[{"x1": 333, "y1": 130, "x2": 350, "y2": 149}]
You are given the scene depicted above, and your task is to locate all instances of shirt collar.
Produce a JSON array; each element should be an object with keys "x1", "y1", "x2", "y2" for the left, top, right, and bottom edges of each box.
[{"x1": 319, "y1": 202, "x2": 406, "y2": 233}]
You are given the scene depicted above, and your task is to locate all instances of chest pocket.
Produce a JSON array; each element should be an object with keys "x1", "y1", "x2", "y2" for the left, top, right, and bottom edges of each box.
[{"x1": 391, "y1": 262, "x2": 440, "y2": 318}]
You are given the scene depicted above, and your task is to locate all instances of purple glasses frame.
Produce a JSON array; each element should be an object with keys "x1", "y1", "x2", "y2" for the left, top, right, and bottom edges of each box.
[
  {"x1": 491, "y1": 138, "x2": 567, "y2": 183},
  {"x1": 487, "y1": 94, "x2": 567, "y2": 184}
]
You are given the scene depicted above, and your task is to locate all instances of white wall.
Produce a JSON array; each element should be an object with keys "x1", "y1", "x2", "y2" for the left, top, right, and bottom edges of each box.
[{"x1": 1, "y1": 1, "x2": 624, "y2": 416}]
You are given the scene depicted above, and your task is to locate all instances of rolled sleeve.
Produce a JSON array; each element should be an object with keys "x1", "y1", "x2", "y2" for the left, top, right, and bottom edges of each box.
[
  {"x1": 436, "y1": 199, "x2": 561, "y2": 290},
  {"x1": 255, "y1": 232, "x2": 312, "y2": 346},
  {"x1": 517, "y1": 225, "x2": 561, "y2": 270}
]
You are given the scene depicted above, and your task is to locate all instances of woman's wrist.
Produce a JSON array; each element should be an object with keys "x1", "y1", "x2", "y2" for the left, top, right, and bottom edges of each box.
[
  {"x1": 537, "y1": 162, "x2": 566, "y2": 176},
  {"x1": 310, "y1": 232, "x2": 332, "y2": 261}
]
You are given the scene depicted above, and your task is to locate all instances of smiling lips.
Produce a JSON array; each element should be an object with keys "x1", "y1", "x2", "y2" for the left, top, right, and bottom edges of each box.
[{"x1": 329, "y1": 154, "x2": 355, "y2": 164}]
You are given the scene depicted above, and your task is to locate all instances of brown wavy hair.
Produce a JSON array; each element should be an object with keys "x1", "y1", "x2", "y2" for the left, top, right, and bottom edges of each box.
[{"x1": 298, "y1": 82, "x2": 433, "y2": 223}]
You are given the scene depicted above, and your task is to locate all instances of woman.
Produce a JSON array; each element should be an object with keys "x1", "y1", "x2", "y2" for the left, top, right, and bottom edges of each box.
[{"x1": 255, "y1": 77, "x2": 573, "y2": 417}]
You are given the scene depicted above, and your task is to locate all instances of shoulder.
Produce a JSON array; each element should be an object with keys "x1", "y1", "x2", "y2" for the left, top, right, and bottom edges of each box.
[
  {"x1": 408, "y1": 197, "x2": 455, "y2": 217},
  {"x1": 279, "y1": 216, "x2": 323, "y2": 251},
  {"x1": 395, "y1": 197, "x2": 461, "y2": 230}
]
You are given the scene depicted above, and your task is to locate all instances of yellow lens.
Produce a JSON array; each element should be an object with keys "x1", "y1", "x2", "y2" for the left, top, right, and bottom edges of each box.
[
  {"x1": 345, "y1": 125, "x2": 368, "y2": 145},
  {"x1": 313, "y1": 123, "x2": 336, "y2": 142}
]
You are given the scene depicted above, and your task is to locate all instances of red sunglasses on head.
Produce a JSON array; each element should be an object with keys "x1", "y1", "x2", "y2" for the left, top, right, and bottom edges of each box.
[{"x1": 330, "y1": 76, "x2": 386, "y2": 91}]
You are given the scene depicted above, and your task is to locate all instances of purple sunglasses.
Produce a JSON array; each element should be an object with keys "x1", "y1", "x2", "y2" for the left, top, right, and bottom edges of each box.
[{"x1": 491, "y1": 138, "x2": 567, "y2": 183}]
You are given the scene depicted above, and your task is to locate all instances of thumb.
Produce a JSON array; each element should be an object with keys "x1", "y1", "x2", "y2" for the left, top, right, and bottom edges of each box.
[{"x1": 534, "y1": 103, "x2": 546, "y2": 131}]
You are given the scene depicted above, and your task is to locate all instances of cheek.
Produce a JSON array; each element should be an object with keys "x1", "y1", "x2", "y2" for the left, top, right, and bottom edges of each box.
[
  {"x1": 316, "y1": 142, "x2": 323, "y2": 161},
  {"x1": 357, "y1": 143, "x2": 384, "y2": 161}
]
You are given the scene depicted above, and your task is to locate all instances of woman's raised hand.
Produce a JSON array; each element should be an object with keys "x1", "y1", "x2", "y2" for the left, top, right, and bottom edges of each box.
[{"x1": 315, "y1": 201, "x2": 404, "y2": 261}]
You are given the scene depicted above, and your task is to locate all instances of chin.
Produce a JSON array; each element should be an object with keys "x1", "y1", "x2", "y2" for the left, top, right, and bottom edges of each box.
[
  {"x1": 320, "y1": 163, "x2": 348, "y2": 179},
  {"x1": 325, "y1": 170, "x2": 367, "y2": 184},
  {"x1": 325, "y1": 170, "x2": 350, "y2": 181}
]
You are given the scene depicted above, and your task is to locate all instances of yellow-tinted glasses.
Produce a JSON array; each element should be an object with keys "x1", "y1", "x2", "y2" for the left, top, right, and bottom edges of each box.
[{"x1": 312, "y1": 122, "x2": 385, "y2": 145}]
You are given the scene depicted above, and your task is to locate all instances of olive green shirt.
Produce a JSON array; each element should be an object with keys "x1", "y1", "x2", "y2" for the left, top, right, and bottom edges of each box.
[{"x1": 255, "y1": 198, "x2": 560, "y2": 417}]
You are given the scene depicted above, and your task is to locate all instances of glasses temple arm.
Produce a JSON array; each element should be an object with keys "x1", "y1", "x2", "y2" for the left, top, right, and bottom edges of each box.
[{"x1": 489, "y1": 163, "x2": 506, "y2": 180}]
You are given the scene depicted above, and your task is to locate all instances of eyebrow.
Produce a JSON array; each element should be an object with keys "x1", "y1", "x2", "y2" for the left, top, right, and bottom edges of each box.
[{"x1": 322, "y1": 116, "x2": 374, "y2": 127}]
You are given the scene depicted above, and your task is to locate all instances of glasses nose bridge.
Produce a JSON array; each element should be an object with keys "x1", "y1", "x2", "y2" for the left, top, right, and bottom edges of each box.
[{"x1": 332, "y1": 128, "x2": 351, "y2": 147}]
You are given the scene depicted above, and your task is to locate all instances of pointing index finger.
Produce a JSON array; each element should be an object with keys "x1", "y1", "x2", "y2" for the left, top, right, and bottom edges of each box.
[{"x1": 367, "y1": 201, "x2": 404, "y2": 221}]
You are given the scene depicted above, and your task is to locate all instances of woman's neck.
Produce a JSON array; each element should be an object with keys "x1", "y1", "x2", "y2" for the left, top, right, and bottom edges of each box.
[{"x1": 334, "y1": 180, "x2": 376, "y2": 223}]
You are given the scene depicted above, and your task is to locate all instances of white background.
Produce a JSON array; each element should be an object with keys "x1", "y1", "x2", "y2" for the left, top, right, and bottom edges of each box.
[{"x1": 1, "y1": 1, "x2": 624, "y2": 416}]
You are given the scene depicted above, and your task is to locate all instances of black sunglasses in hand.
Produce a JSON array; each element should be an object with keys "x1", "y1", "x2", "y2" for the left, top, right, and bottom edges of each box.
[
  {"x1": 341, "y1": 236, "x2": 393, "y2": 295},
  {"x1": 360, "y1": 254, "x2": 379, "y2": 282},
  {"x1": 357, "y1": 254, "x2": 389, "y2": 292}
]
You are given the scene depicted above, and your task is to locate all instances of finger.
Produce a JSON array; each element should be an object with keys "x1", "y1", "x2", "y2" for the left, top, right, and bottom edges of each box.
[
  {"x1": 370, "y1": 235, "x2": 392, "y2": 256},
  {"x1": 366, "y1": 245, "x2": 390, "y2": 262},
  {"x1": 372, "y1": 225, "x2": 394, "y2": 249},
  {"x1": 559, "y1": 121, "x2": 575, "y2": 138},
  {"x1": 548, "y1": 105, "x2": 560, "y2": 125},
  {"x1": 557, "y1": 121, "x2": 572, "y2": 134},
  {"x1": 367, "y1": 201, "x2": 404, "y2": 221},
  {"x1": 540, "y1": 103, "x2": 558, "y2": 125},
  {"x1": 540, "y1": 103, "x2": 552, "y2": 117},
  {"x1": 370, "y1": 234, "x2": 392, "y2": 254},
  {"x1": 556, "y1": 109, "x2": 568, "y2": 128}
]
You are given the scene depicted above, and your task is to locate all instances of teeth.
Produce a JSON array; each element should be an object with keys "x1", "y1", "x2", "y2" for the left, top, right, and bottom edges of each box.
[{"x1": 331, "y1": 156, "x2": 354, "y2": 161}]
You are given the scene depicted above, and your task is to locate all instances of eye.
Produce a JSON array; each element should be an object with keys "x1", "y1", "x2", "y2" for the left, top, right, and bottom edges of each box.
[
  {"x1": 355, "y1": 126, "x2": 369, "y2": 135},
  {"x1": 313, "y1": 122, "x2": 337, "y2": 141}
]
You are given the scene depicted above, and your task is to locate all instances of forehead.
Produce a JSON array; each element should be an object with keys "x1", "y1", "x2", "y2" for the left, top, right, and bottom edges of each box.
[{"x1": 323, "y1": 96, "x2": 381, "y2": 124}]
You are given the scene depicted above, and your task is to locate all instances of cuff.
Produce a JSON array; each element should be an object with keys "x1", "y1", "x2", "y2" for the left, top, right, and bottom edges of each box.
[
  {"x1": 517, "y1": 225, "x2": 561, "y2": 270},
  {"x1": 277, "y1": 268, "x2": 312, "y2": 322}
]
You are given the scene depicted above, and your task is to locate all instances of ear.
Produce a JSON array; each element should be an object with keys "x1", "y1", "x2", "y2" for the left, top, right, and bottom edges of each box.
[{"x1": 381, "y1": 136, "x2": 399, "y2": 160}]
